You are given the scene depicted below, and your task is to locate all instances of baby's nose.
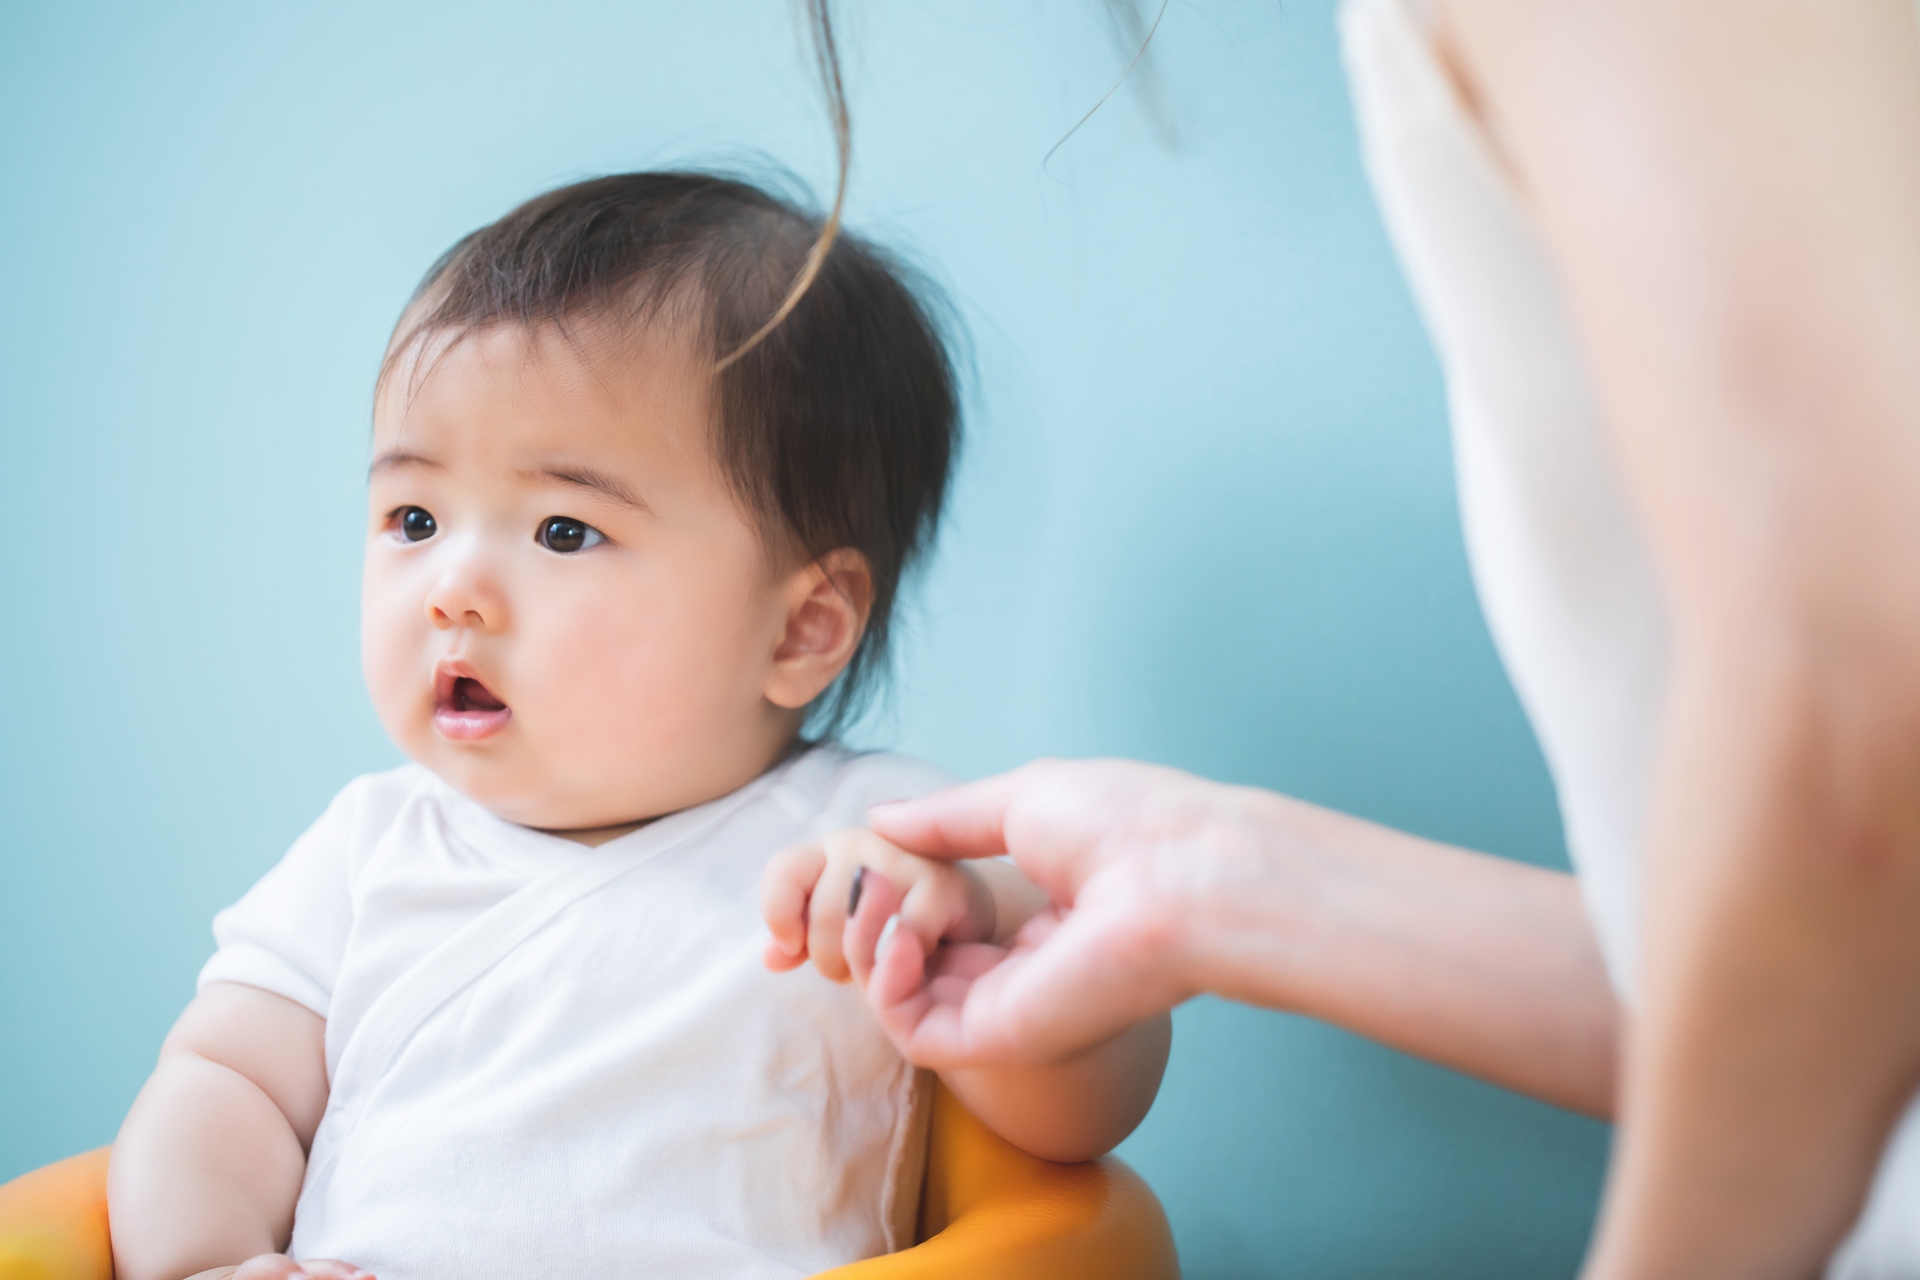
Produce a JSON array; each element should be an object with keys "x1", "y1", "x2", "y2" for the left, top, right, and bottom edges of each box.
[{"x1": 422, "y1": 559, "x2": 508, "y2": 631}]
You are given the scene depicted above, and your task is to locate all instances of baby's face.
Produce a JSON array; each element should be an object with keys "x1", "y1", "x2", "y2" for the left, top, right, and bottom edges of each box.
[{"x1": 363, "y1": 323, "x2": 801, "y2": 834}]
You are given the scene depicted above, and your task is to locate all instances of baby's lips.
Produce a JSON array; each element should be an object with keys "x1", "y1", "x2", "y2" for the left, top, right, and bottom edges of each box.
[{"x1": 432, "y1": 658, "x2": 506, "y2": 711}]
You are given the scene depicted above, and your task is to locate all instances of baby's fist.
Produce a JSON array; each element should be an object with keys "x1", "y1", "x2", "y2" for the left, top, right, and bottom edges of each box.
[
  {"x1": 761, "y1": 828, "x2": 994, "y2": 985},
  {"x1": 189, "y1": 1257, "x2": 374, "y2": 1280}
]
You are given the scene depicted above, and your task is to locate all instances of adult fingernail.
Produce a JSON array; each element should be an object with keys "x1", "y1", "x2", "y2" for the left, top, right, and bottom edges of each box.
[
  {"x1": 878, "y1": 913, "x2": 900, "y2": 958},
  {"x1": 848, "y1": 866, "x2": 866, "y2": 915}
]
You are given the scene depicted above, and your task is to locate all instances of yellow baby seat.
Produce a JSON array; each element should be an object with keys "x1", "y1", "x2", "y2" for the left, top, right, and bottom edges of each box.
[{"x1": 0, "y1": 1081, "x2": 1178, "y2": 1280}]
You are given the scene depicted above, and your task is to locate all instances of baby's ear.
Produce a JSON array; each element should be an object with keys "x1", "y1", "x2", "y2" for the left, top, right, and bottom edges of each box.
[{"x1": 764, "y1": 548, "x2": 873, "y2": 710}]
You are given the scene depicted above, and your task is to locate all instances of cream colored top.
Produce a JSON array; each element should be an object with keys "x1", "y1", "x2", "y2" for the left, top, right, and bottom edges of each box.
[{"x1": 1338, "y1": 1, "x2": 1920, "y2": 1270}]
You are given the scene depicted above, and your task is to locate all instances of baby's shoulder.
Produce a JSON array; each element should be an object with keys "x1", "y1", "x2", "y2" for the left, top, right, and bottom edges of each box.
[
  {"x1": 775, "y1": 746, "x2": 957, "y2": 835},
  {"x1": 313, "y1": 762, "x2": 442, "y2": 848}
]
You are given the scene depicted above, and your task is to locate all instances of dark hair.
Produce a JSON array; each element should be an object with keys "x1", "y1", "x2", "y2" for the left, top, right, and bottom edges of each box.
[{"x1": 387, "y1": 171, "x2": 960, "y2": 736}]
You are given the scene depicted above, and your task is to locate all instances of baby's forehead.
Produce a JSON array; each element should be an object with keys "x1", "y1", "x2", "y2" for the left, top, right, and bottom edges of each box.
[
  {"x1": 380, "y1": 317, "x2": 710, "y2": 417},
  {"x1": 370, "y1": 319, "x2": 721, "y2": 471},
  {"x1": 383, "y1": 308, "x2": 705, "y2": 395}
]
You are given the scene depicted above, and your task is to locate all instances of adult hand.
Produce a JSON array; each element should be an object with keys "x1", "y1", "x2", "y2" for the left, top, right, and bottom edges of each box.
[
  {"x1": 866, "y1": 756, "x2": 1621, "y2": 1116},
  {"x1": 862, "y1": 758, "x2": 1262, "y2": 1067}
]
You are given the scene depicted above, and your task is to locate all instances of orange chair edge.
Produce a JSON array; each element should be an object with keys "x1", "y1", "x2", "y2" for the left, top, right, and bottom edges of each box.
[
  {"x1": 0, "y1": 1126, "x2": 1178, "y2": 1280},
  {"x1": 0, "y1": 1147, "x2": 113, "y2": 1280}
]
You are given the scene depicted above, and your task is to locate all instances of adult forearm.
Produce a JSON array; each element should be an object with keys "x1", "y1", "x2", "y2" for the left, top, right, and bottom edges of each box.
[
  {"x1": 1584, "y1": 659, "x2": 1920, "y2": 1280},
  {"x1": 109, "y1": 1054, "x2": 307, "y2": 1280},
  {"x1": 1191, "y1": 788, "x2": 1621, "y2": 1117},
  {"x1": 941, "y1": 1012, "x2": 1173, "y2": 1163}
]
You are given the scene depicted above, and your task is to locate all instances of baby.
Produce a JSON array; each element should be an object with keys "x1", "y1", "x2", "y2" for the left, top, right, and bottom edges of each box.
[{"x1": 106, "y1": 172, "x2": 1169, "y2": 1280}]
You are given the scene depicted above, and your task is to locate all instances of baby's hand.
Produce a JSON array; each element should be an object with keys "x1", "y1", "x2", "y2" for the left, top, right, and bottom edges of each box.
[
  {"x1": 203, "y1": 1258, "x2": 373, "y2": 1280},
  {"x1": 188, "y1": 1256, "x2": 376, "y2": 1280},
  {"x1": 761, "y1": 828, "x2": 995, "y2": 985}
]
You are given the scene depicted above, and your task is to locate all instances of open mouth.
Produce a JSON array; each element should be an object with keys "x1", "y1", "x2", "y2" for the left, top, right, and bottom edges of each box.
[{"x1": 434, "y1": 667, "x2": 512, "y2": 741}]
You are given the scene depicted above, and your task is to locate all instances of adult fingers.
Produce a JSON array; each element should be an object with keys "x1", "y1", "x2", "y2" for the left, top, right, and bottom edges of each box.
[
  {"x1": 870, "y1": 759, "x2": 1146, "y2": 904},
  {"x1": 759, "y1": 843, "x2": 827, "y2": 968},
  {"x1": 871, "y1": 903, "x2": 1182, "y2": 1068},
  {"x1": 867, "y1": 936, "x2": 1017, "y2": 1067},
  {"x1": 867, "y1": 770, "x2": 1026, "y2": 861},
  {"x1": 976, "y1": 904, "x2": 1183, "y2": 1061},
  {"x1": 864, "y1": 916, "x2": 938, "y2": 1059}
]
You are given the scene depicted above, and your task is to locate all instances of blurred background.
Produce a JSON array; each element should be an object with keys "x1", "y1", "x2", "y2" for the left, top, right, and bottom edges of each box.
[{"x1": 0, "y1": 2, "x2": 1609, "y2": 1275}]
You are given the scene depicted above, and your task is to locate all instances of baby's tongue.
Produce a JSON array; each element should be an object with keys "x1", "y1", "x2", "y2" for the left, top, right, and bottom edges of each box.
[{"x1": 456, "y1": 677, "x2": 506, "y2": 711}]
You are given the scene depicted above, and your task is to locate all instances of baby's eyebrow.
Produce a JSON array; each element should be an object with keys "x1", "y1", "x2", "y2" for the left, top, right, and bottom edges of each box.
[
  {"x1": 528, "y1": 464, "x2": 653, "y2": 514},
  {"x1": 368, "y1": 448, "x2": 441, "y2": 477}
]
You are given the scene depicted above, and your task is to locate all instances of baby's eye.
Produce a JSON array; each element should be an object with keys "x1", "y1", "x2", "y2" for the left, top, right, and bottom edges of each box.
[
  {"x1": 537, "y1": 516, "x2": 605, "y2": 554},
  {"x1": 396, "y1": 506, "x2": 437, "y2": 542}
]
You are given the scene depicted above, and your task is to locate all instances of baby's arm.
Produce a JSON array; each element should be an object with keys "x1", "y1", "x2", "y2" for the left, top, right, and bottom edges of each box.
[
  {"x1": 762, "y1": 833, "x2": 1171, "y2": 1162},
  {"x1": 110, "y1": 982, "x2": 357, "y2": 1280}
]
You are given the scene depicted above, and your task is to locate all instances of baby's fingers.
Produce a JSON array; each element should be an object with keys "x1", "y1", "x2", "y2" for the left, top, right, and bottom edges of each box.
[
  {"x1": 298, "y1": 1262, "x2": 376, "y2": 1280},
  {"x1": 763, "y1": 936, "x2": 808, "y2": 972},
  {"x1": 842, "y1": 868, "x2": 905, "y2": 989},
  {"x1": 759, "y1": 843, "x2": 828, "y2": 969},
  {"x1": 803, "y1": 855, "x2": 869, "y2": 983},
  {"x1": 229, "y1": 1257, "x2": 375, "y2": 1280}
]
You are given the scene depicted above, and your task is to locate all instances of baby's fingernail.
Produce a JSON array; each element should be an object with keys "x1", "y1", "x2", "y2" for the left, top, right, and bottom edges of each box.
[
  {"x1": 878, "y1": 913, "x2": 900, "y2": 958},
  {"x1": 848, "y1": 866, "x2": 866, "y2": 915}
]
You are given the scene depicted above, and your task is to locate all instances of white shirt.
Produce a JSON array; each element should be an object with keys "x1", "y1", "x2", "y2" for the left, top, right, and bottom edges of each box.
[
  {"x1": 199, "y1": 746, "x2": 946, "y2": 1280},
  {"x1": 1338, "y1": 2, "x2": 1920, "y2": 1271}
]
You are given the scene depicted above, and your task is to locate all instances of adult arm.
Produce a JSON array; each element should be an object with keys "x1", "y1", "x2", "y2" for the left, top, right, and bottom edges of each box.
[
  {"x1": 1431, "y1": 0, "x2": 1920, "y2": 1274},
  {"x1": 109, "y1": 982, "x2": 329, "y2": 1280},
  {"x1": 869, "y1": 759, "x2": 1620, "y2": 1119}
]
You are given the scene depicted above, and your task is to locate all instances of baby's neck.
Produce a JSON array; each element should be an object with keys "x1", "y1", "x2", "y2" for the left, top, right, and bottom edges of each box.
[
  {"x1": 525, "y1": 733, "x2": 817, "y2": 847},
  {"x1": 536, "y1": 816, "x2": 655, "y2": 848}
]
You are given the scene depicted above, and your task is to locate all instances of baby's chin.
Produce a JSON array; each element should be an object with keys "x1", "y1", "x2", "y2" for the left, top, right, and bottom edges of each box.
[
  {"x1": 395, "y1": 714, "x2": 792, "y2": 836},
  {"x1": 406, "y1": 742, "x2": 665, "y2": 836}
]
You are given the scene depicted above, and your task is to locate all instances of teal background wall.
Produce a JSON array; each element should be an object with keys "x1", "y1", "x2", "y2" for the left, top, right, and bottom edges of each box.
[{"x1": 0, "y1": 2, "x2": 1610, "y2": 1275}]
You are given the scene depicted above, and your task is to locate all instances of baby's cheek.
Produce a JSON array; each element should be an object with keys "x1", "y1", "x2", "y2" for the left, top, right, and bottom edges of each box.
[
  {"x1": 359, "y1": 581, "x2": 429, "y2": 744},
  {"x1": 547, "y1": 619, "x2": 710, "y2": 757}
]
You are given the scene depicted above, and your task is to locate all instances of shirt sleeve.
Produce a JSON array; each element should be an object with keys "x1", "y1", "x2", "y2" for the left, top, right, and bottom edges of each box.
[{"x1": 196, "y1": 775, "x2": 376, "y2": 1018}]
